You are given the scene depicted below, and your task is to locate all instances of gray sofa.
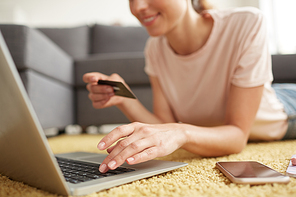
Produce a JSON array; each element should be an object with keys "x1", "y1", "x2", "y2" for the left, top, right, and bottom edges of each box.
[
  {"x1": 0, "y1": 24, "x2": 295, "y2": 132},
  {"x1": 0, "y1": 24, "x2": 150, "y2": 130}
]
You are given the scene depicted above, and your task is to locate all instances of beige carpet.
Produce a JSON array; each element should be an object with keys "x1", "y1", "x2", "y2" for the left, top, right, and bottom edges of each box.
[{"x1": 1, "y1": 134, "x2": 296, "y2": 197}]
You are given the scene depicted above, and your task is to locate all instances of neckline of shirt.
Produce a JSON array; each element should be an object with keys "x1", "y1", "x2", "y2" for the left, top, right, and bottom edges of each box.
[{"x1": 163, "y1": 9, "x2": 219, "y2": 60}]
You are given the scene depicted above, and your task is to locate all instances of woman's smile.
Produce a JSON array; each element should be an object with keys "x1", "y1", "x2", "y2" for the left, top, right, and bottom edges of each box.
[{"x1": 142, "y1": 13, "x2": 160, "y2": 26}]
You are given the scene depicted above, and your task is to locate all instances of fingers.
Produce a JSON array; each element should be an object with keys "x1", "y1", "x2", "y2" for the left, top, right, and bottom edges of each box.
[
  {"x1": 85, "y1": 76, "x2": 115, "y2": 108},
  {"x1": 91, "y1": 96, "x2": 111, "y2": 109},
  {"x1": 107, "y1": 145, "x2": 115, "y2": 153},
  {"x1": 88, "y1": 91, "x2": 114, "y2": 102},
  {"x1": 98, "y1": 124, "x2": 137, "y2": 150},
  {"x1": 127, "y1": 147, "x2": 158, "y2": 164},
  {"x1": 83, "y1": 72, "x2": 124, "y2": 84},
  {"x1": 86, "y1": 83, "x2": 113, "y2": 93},
  {"x1": 97, "y1": 123, "x2": 161, "y2": 172},
  {"x1": 100, "y1": 147, "x2": 158, "y2": 173},
  {"x1": 87, "y1": 84, "x2": 114, "y2": 100},
  {"x1": 99, "y1": 136, "x2": 158, "y2": 173},
  {"x1": 83, "y1": 72, "x2": 129, "y2": 109},
  {"x1": 97, "y1": 124, "x2": 137, "y2": 173},
  {"x1": 107, "y1": 137, "x2": 157, "y2": 169},
  {"x1": 83, "y1": 72, "x2": 108, "y2": 84}
]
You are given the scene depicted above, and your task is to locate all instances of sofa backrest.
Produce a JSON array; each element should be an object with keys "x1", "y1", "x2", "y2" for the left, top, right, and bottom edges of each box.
[
  {"x1": 91, "y1": 24, "x2": 149, "y2": 54},
  {"x1": 38, "y1": 25, "x2": 90, "y2": 59}
]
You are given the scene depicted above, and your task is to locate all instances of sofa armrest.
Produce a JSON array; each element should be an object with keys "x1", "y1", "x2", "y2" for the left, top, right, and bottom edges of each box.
[{"x1": 0, "y1": 24, "x2": 74, "y2": 85}]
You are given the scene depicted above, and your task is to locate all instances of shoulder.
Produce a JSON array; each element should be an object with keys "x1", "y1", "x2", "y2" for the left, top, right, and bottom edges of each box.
[
  {"x1": 209, "y1": 7, "x2": 267, "y2": 38},
  {"x1": 209, "y1": 7, "x2": 265, "y2": 25},
  {"x1": 228, "y1": 7, "x2": 263, "y2": 17}
]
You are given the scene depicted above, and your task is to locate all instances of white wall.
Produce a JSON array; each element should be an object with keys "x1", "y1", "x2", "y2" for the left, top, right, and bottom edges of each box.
[
  {"x1": 0, "y1": 0, "x2": 260, "y2": 27},
  {"x1": 210, "y1": 0, "x2": 259, "y2": 9}
]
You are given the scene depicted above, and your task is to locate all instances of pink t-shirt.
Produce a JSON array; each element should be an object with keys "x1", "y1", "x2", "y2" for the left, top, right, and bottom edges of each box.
[{"x1": 144, "y1": 7, "x2": 288, "y2": 141}]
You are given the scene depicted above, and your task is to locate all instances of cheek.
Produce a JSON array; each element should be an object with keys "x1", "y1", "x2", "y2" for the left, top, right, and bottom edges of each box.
[
  {"x1": 129, "y1": 1, "x2": 138, "y2": 18},
  {"x1": 162, "y1": 2, "x2": 187, "y2": 27},
  {"x1": 129, "y1": 5, "x2": 136, "y2": 18}
]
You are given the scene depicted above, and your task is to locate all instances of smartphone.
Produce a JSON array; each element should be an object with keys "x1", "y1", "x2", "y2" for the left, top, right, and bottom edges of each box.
[{"x1": 216, "y1": 161, "x2": 290, "y2": 185}]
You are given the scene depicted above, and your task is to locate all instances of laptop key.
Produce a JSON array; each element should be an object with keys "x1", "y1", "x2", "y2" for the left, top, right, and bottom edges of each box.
[
  {"x1": 56, "y1": 157, "x2": 135, "y2": 184},
  {"x1": 68, "y1": 179, "x2": 81, "y2": 184},
  {"x1": 78, "y1": 177, "x2": 93, "y2": 182},
  {"x1": 86, "y1": 174, "x2": 104, "y2": 179}
]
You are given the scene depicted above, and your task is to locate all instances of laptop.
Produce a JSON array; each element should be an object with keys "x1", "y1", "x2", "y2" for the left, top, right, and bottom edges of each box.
[{"x1": 0, "y1": 31, "x2": 187, "y2": 196}]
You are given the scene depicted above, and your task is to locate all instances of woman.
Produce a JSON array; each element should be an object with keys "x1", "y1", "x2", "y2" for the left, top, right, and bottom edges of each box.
[{"x1": 83, "y1": 0, "x2": 296, "y2": 173}]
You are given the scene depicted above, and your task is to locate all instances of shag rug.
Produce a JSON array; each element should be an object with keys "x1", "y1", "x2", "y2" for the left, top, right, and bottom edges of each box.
[{"x1": 1, "y1": 134, "x2": 296, "y2": 197}]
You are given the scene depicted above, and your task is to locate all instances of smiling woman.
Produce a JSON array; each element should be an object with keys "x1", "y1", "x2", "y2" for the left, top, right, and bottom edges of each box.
[{"x1": 83, "y1": 0, "x2": 296, "y2": 174}]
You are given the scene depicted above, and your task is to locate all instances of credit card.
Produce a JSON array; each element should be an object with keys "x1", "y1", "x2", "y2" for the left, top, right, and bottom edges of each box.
[{"x1": 98, "y1": 80, "x2": 136, "y2": 99}]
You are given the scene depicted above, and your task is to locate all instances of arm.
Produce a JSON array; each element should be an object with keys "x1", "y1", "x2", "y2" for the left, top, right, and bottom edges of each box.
[
  {"x1": 83, "y1": 72, "x2": 175, "y2": 124},
  {"x1": 182, "y1": 84, "x2": 263, "y2": 156},
  {"x1": 117, "y1": 75, "x2": 177, "y2": 123},
  {"x1": 97, "y1": 84, "x2": 264, "y2": 172}
]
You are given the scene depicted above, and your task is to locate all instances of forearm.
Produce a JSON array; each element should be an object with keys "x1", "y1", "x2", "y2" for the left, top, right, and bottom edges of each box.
[
  {"x1": 117, "y1": 98, "x2": 164, "y2": 124},
  {"x1": 181, "y1": 124, "x2": 249, "y2": 157}
]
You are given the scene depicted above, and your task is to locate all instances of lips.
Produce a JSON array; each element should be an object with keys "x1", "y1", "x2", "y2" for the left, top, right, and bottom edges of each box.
[
  {"x1": 143, "y1": 16, "x2": 156, "y2": 23},
  {"x1": 142, "y1": 13, "x2": 159, "y2": 26}
]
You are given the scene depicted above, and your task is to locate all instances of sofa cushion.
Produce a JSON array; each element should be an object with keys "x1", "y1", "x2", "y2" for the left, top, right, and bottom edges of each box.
[
  {"x1": 75, "y1": 52, "x2": 149, "y2": 87},
  {"x1": 20, "y1": 70, "x2": 75, "y2": 129},
  {"x1": 38, "y1": 25, "x2": 90, "y2": 59},
  {"x1": 91, "y1": 24, "x2": 149, "y2": 54},
  {"x1": 272, "y1": 54, "x2": 296, "y2": 83},
  {"x1": 0, "y1": 24, "x2": 74, "y2": 85}
]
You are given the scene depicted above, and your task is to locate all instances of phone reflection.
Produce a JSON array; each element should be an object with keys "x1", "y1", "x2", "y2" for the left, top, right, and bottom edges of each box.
[{"x1": 222, "y1": 161, "x2": 283, "y2": 178}]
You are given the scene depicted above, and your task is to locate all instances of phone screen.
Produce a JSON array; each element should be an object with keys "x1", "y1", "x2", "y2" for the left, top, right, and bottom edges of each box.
[{"x1": 216, "y1": 161, "x2": 290, "y2": 184}]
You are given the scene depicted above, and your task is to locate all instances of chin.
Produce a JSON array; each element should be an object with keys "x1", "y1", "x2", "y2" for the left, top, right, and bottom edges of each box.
[{"x1": 145, "y1": 28, "x2": 165, "y2": 37}]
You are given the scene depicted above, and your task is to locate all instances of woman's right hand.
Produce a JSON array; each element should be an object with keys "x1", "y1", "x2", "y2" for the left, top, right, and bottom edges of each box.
[{"x1": 83, "y1": 72, "x2": 128, "y2": 109}]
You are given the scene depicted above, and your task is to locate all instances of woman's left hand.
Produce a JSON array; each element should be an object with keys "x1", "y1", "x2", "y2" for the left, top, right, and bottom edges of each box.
[{"x1": 97, "y1": 122, "x2": 187, "y2": 173}]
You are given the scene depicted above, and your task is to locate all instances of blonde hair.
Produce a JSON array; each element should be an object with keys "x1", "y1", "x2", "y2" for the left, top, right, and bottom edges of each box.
[{"x1": 192, "y1": 0, "x2": 213, "y2": 13}]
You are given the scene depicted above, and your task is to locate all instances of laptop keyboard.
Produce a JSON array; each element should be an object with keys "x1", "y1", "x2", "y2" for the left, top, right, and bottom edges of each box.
[{"x1": 56, "y1": 157, "x2": 135, "y2": 184}]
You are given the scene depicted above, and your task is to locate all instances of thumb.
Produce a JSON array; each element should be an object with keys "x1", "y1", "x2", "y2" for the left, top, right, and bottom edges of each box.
[{"x1": 83, "y1": 73, "x2": 100, "y2": 83}]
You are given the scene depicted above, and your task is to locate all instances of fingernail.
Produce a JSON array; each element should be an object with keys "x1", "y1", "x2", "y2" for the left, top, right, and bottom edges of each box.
[
  {"x1": 97, "y1": 142, "x2": 105, "y2": 150},
  {"x1": 99, "y1": 164, "x2": 107, "y2": 173},
  {"x1": 127, "y1": 157, "x2": 134, "y2": 163},
  {"x1": 108, "y1": 161, "x2": 116, "y2": 169}
]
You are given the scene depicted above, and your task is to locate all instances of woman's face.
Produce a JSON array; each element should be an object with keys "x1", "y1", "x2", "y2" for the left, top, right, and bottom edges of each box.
[{"x1": 129, "y1": 0, "x2": 188, "y2": 36}]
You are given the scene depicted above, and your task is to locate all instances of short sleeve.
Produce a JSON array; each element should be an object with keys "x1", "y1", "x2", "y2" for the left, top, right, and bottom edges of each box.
[
  {"x1": 144, "y1": 37, "x2": 157, "y2": 76},
  {"x1": 232, "y1": 11, "x2": 273, "y2": 87}
]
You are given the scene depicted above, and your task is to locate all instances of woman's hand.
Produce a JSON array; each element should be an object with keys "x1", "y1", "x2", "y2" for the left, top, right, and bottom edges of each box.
[
  {"x1": 97, "y1": 122, "x2": 188, "y2": 173},
  {"x1": 83, "y1": 72, "x2": 129, "y2": 109}
]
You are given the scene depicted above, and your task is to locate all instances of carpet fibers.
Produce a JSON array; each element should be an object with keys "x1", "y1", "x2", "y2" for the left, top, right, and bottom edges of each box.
[{"x1": 1, "y1": 134, "x2": 296, "y2": 197}]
